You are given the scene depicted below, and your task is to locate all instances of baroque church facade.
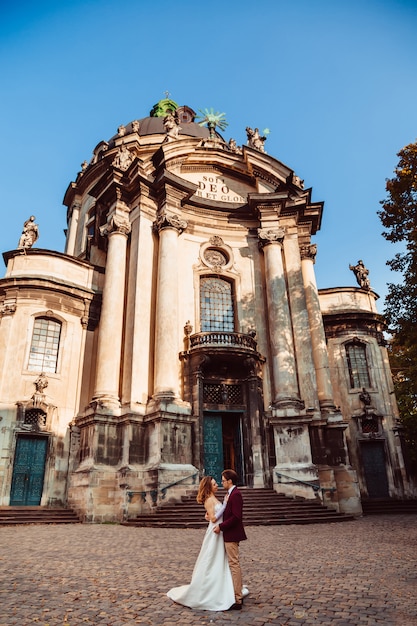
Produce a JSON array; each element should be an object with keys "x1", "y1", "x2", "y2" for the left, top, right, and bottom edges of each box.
[{"x1": 0, "y1": 99, "x2": 414, "y2": 521}]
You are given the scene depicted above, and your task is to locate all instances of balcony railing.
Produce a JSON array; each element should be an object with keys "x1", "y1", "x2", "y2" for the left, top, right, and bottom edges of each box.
[{"x1": 189, "y1": 331, "x2": 257, "y2": 351}]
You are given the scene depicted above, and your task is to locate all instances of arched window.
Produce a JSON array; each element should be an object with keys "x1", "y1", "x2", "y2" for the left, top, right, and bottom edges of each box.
[
  {"x1": 200, "y1": 277, "x2": 235, "y2": 332},
  {"x1": 28, "y1": 318, "x2": 62, "y2": 373},
  {"x1": 345, "y1": 341, "x2": 371, "y2": 389}
]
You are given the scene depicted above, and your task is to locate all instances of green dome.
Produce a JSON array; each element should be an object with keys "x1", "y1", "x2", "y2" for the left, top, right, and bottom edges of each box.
[{"x1": 150, "y1": 98, "x2": 179, "y2": 117}]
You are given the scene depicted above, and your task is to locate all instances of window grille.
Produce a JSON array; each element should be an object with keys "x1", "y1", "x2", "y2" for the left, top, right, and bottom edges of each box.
[
  {"x1": 361, "y1": 417, "x2": 379, "y2": 434},
  {"x1": 203, "y1": 383, "x2": 243, "y2": 405},
  {"x1": 28, "y1": 318, "x2": 61, "y2": 373},
  {"x1": 346, "y1": 342, "x2": 371, "y2": 389},
  {"x1": 24, "y1": 409, "x2": 47, "y2": 429},
  {"x1": 200, "y1": 277, "x2": 234, "y2": 332}
]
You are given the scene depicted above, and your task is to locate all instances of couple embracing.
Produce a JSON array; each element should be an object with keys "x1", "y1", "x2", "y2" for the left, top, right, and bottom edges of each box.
[{"x1": 167, "y1": 469, "x2": 248, "y2": 611}]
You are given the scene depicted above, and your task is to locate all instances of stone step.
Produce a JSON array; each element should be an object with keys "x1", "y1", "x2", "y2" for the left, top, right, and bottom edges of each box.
[
  {"x1": 0, "y1": 506, "x2": 80, "y2": 525},
  {"x1": 362, "y1": 499, "x2": 417, "y2": 515},
  {"x1": 123, "y1": 488, "x2": 355, "y2": 528}
]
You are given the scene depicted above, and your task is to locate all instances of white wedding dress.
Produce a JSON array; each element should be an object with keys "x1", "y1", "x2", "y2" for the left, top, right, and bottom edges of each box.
[{"x1": 167, "y1": 502, "x2": 235, "y2": 611}]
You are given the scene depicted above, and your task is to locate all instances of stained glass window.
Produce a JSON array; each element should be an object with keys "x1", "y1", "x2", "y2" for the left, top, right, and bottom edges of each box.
[
  {"x1": 28, "y1": 318, "x2": 61, "y2": 373},
  {"x1": 346, "y1": 342, "x2": 371, "y2": 389},
  {"x1": 200, "y1": 277, "x2": 235, "y2": 332}
]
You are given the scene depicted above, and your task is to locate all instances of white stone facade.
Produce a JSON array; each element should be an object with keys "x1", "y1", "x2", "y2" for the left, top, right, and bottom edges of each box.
[{"x1": 0, "y1": 100, "x2": 414, "y2": 521}]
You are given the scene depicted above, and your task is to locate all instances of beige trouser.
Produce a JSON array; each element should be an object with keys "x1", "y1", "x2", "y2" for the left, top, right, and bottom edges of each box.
[{"x1": 225, "y1": 541, "x2": 242, "y2": 604}]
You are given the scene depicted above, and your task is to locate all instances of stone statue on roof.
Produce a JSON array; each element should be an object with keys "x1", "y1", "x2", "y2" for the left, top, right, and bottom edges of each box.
[
  {"x1": 246, "y1": 127, "x2": 267, "y2": 152},
  {"x1": 163, "y1": 110, "x2": 181, "y2": 141},
  {"x1": 112, "y1": 144, "x2": 133, "y2": 171},
  {"x1": 18, "y1": 215, "x2": 39, "y2": 249},
  {"x1": 349, "y1": 260, "x2": 371, "y2": 290}
]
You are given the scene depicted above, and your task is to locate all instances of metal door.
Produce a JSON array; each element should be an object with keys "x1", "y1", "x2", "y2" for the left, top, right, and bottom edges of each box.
[
  {"x1": 203, "y1": 414, "x2": 224, "y2": 483},
  {"x1": 361, "y1": 441, "x2": 389, "y2": 498},
  {"x1": 203, "y1": 413, "x2": 244, "y2": 484},
  {"x1": 10, "y1": 436, "x2": 48, "y2": 505}
]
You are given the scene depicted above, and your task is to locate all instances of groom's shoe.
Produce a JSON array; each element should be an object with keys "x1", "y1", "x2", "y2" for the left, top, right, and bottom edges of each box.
[{"x1": 228, "y1": 603, "x2": 242, "y2": 610}]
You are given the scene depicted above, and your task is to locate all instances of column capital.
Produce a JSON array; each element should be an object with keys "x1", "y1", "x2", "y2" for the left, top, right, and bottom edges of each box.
[
  {"x1": 100, "y1": 213, "x2": 131, "y2": 238},
  {"x1": 258, "y1": 227, "x2": 285, "y2": 250},
  {"x1": 300, "y1": 243, "x2": 317, "y2": 263},
  {"x1": 153, "y1": 211, "x2": 188, "y2": 235}
]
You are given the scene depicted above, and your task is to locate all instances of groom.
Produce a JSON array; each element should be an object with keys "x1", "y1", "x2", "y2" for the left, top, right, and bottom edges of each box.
[{"x1": 213, "y1": 469, "x2": 247, "y2": 610}]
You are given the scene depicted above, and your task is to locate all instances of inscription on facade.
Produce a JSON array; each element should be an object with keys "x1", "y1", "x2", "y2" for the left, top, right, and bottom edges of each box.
[{"x1": 181, "y1": 172, "x2": 251, "y2": 203}]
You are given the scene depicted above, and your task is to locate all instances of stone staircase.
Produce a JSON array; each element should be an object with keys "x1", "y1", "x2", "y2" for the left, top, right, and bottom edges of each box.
[
  {"x1": 362, "y1": 498, "x2": 417, "y2": 516},
  {"x1": 122, "y1": 487, "x2": 355, "y2": 528},
  {"x1": 0, "y1": 506, "x2": 81, "y2": 525}
]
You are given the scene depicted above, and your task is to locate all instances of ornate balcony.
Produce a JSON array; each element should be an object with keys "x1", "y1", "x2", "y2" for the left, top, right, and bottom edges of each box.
[{"x1": 189, "y1": 331, "x2": 258, "y2": 352}]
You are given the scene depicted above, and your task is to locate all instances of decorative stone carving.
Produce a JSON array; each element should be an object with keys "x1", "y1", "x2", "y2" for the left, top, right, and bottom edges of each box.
[
  {"x1": 118, "y1": 124, "x2": 126, "y2": 137},
  {"x1": 34, "y1": 372, "x2": 48, "y2": 393},
  {"x1": 112, "y1": 144, "x2": 133, "y2": 171},
  {"x1": 131, "y1": 120, "x2": 140, "y2": 133},
  {"x1": 349, "y1": 260, "x2": 371, "y2": 290},
  {"x1": 246, "y1": 127, "x2": 267, "y2": 152},
  {"x1": 258, "y1": 227, "x2": 285, "y2": 248},
  {"x1": 203, "y1": 248, "x2": 228, "y2": 270},
  {"x1": 32, "y1": 373, "x2": 48, "y2": 409},
  {"x1": 300, "y1": 243, "x2": 317, "y2": 262},
  {"x1": 1, "y1": 304, "x2": 16, "y2": 316},
  {"x1": 293, "y1": 175, "x2": 304, "y2": 188},
  {"x1": 153, "y1": 211, "x2": 187, "y2": 235},
  {"x1": 184, "y1": 320, "x2": 193, "y2": 337},
  {"x1": 359, "y1": 388, "x2": 371, "y2": 406},
  {"x1": 100, "y1": 214, "x2": 131, "y2": 238},
  {"x1": 163, "y1": 111, "x2": 181, "y2": 142},
  {"x1": 209, "y1": 235, "x2": 223, "y2": 246},
  {"x1": 81, "y1": 160, "x2": 88, "y2": 172},
  {"x1": 18, "y1": 215, "x2": 39, "y2": 249}
]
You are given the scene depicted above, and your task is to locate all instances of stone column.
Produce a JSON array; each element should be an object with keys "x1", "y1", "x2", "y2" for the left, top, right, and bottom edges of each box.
[
  {"x1": 283, "y1": 231, "x2": 319, "y2": 412},
  {"x1": 92, "y1": 210, "x2": 131, "y2": 409},
  {"x1": 153, "y1": 212, "x2": 187, "y2": 399},
  {"x1": 258, "y1": 227, "x2": 301, "y2": 408},
  {"x1": 65, "y1": 202, "x2": 81, "y2": 256},
  {"x1": 300, "y1": 244, "x2": 336, "y2": 412}
]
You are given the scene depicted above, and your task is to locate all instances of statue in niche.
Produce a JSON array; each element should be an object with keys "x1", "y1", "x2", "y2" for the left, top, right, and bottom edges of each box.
[
  {"x1": 112, "y1": 144, "x2": 133, "y2": 171},
  {"x1": 349, "y1": 260, "x2": 371, "y2": 290},
  {"x1": 18, "y1": 215, "x2": 39, "y2": 249},
  {"x1": 246, "y1": 127, "x2": 267, "y2": 152},
  {"x1": 163, "y1": 110, "x2": 181, "y2": 141}
]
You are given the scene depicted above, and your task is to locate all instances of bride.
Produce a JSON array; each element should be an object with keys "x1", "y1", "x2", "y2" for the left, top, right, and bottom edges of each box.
[{"x1": 167, "y1": 476, "x2": 245, "y2": 611}]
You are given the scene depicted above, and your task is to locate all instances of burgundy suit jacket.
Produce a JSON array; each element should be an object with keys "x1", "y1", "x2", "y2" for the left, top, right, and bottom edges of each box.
[{"x1": 219, "y1": 486, "x2": 247, "y2": 543}]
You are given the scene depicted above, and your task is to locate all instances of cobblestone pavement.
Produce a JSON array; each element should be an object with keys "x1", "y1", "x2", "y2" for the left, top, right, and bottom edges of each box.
[{"x1": 0, "y1": 515, "x2": 416, "y2": 626}]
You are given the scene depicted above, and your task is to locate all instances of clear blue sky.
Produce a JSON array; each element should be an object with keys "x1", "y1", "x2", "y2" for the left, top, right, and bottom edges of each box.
[{"x1": 1, "y1": 0, "x2": 416, "y2": 307}]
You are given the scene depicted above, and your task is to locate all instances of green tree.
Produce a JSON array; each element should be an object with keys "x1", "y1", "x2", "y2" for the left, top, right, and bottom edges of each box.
[{"x1": 378, "y1": 140, "x2": 417, "y2": 472}]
